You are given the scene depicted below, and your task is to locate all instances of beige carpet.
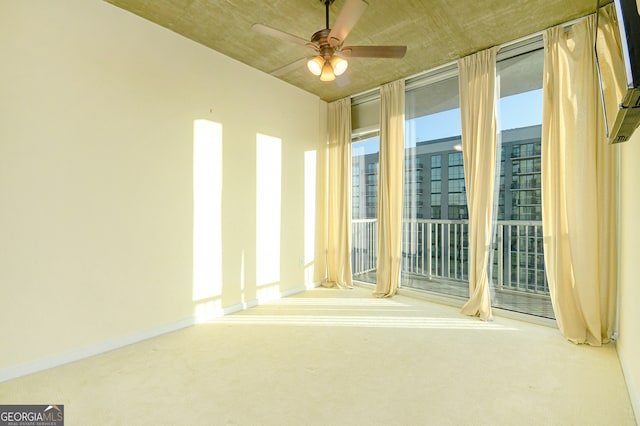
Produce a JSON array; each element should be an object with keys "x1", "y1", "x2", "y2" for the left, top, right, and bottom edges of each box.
[{"x1": 0, "y1": 286, "x2": 635, "y2": 425}]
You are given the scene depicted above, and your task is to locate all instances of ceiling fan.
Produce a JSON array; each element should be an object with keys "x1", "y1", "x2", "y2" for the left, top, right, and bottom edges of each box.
[{"x1": 252, "y1": 0, "x2": 407, "y2": 84}]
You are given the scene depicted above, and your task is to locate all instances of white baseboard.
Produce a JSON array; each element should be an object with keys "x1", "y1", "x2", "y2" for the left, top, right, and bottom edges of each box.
[
  {"x1": 279, "y1": 285, "x2": 309, "y2": 298},
  {"x1": 0, "y1": 317, "x2": 195, "y2": 384},
  {"x1": 223, "y1": 299, "x2": 259, "y2": 316},
  {"x1": 618, "y1": 350, "x2": 640, "y2": 424},
  {"x1": 0, "y1": 285, "x2": 312, "y2": 384}
]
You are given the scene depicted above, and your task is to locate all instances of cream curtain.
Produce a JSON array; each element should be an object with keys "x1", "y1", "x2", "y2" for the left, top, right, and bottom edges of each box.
[
  {"x1": 458, "y1": 47, "x2": 498, "y2": 320},
  {"x1": 374, "y1": 80, "x2": 405, "y2": 297},
  {"x1": 541, "y1": 5, "x2": 623, "y2": 345},
  {"x1": 315, "y1": 98, "x2": 353, "y2": 289}
]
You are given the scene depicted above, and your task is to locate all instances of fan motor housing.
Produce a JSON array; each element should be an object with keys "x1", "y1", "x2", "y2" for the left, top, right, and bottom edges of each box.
[{"x1": 311, "y1": 28, "x2": 336, "y2": 58}]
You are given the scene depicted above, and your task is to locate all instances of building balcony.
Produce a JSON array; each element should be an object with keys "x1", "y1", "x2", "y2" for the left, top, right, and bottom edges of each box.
[{"x1": 352, "y1": 218, "x2": 553, "y2": 318}]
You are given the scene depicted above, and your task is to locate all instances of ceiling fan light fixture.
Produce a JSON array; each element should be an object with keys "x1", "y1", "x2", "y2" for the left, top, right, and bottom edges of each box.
[
  {"x1": 319, "y1": 60, "x2": 335, "y2": 81},
  {"x1": 307, "y1": 56, "x2": 324, "y2": 76},
  {"x1": 253, "y1": 0, "x2": 407, "y2": 85},
  {"x1": 330, "y1": 55, "x2": 348, "y2": 76}
]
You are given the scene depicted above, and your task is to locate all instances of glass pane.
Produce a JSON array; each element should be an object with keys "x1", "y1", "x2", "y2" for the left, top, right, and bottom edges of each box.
[
  {"x1": 402, "y1": 74, "x2": 468, "y2": 297},
  {"x1": 493, "y1": 46, "x2": 553, "y2": 319},
  {"x1": 351, "y1": 135, "x2": 379, "y2": 284}
]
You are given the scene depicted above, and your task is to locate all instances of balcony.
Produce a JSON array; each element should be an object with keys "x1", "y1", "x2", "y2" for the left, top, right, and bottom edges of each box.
[{"x1": 352, "y1": 219, "x2": 554, "y2": 319}]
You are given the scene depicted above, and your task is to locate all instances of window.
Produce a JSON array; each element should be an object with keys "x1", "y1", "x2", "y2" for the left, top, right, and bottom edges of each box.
[
  {"x1": 448, "y1": 152, "x2": 463, "y2": 166},
  {"x1": 493, "y1": 38, "x2": 551, "y2": 317},
  {"x1": 348, "y1": 35, "x2": 552, "y2": 319},
  {"x1": 448, "y1": 179, "x2": 465, "y2": 193},
  {"x1": 431, "y1": 167, "x2": 442, "y2": 181},
  {"x1": 448, "y1": 165, "x2": 464, "y2": 179},
  {"x1": 403, "y1": 68, "x2": 466, "y2": 289},
  {"x1": 351, "y1": 134, "x2": 379, "y2": 283}
]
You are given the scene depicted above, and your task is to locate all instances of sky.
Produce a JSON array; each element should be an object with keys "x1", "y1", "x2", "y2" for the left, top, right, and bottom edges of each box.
[{"x1": 353, "y1": 89, "x2": 543, "y2": 156}]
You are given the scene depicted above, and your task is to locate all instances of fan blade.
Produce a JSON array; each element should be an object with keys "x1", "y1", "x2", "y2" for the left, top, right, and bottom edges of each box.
[
  {"x1": 252, "y1": 23, "x2": 316, "y2": 49},
  {"x1": 328, "y1": 0, "x2": 368, "y2": 47},
  {"x1": 270, "y1": 57, "x2": 308, "y2": 77},
  {"x1": 341, "y1": 45, "x2": 407, "y2": 58}
]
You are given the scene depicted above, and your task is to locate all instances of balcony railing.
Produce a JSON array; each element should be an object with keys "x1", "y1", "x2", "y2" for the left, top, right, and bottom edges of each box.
[{"x1": 352, "y1": 219, "x2": 549, "y2": 296}]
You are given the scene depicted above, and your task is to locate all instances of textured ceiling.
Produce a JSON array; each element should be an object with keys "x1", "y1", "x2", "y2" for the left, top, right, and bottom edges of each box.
[{"x1": 103, "y1": 0, "x2": 609, "y2": 102}]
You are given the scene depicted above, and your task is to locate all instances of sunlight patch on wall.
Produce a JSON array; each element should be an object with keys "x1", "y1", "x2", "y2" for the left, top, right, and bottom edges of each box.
[
  {"x1": 303, "y1": 265, "x2": 315, "y2": 290},
  {"x1": 304, "y1": 150, "x2": 316, "y2": 263},
  {"x1": 256, "y1": 134, "x2": 282, "y2": 287},
  {"x1": 192, "y1": 119, "x2": 223, "y2": 301},
  {"x1": 304, "y1": 150, "x2": 317, "y2": 288}
]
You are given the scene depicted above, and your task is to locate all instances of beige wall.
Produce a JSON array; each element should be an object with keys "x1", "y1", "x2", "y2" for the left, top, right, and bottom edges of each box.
[
  {"x1": 618, "y1": 130, "x2": 640, "y2": 419},
  {"x1": 0, "y1": 0, "x2": 325, "y2": 376}
]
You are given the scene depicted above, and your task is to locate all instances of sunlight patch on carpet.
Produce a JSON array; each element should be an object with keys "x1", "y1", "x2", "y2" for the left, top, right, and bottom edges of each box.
[{"x1": 208, "y1": 315, "x2": 518, "y2": 330}]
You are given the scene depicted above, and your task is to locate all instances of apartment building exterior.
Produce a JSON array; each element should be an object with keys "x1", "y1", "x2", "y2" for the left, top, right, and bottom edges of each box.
[
  {"x1": 351, "y1": 124, "x2": 548, "y2": 301},
  {"x1": 353, "y1": 125, "x2": 542, "y2": 222}
]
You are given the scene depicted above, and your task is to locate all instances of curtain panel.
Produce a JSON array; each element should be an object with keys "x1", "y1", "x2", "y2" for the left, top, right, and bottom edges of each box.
[
  {"x1": 541, "y1": 4, "x2": 623, "y2": 345},
  {"x1": 458, "y1": 47, "x2": 499, "y2": 320},
  {"x1": 374, "y1": 80, "x2": 405, "y2": 297},
  {"x1": 315, "y1": 98, "x2": 354, "y2": 289}
]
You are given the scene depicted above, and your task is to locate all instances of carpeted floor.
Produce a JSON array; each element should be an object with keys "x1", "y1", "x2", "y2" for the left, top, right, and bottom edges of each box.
[{"x1": 0, "y1": 286, "x2": 636, "y2": 425}]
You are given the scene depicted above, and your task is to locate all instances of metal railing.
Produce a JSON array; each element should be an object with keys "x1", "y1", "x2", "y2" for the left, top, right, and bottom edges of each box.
[
  {"x1": 352, "y1": 219, "x2": 549, "y2": 295},
  {"x1": 352, "y1": 219, "x2": 377, "y2": 275}
]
